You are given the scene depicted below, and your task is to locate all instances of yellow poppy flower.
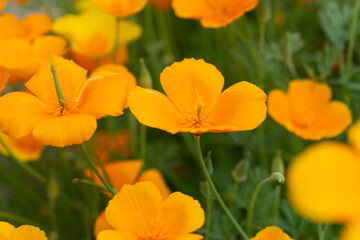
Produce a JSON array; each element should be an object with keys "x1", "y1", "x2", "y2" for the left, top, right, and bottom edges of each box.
[
  {"x1": 267, "y1": 79, "x2": 352, "y2": 140},
  {"x1": 0, "y1": 221, "x2": 47, "y2": 240},
  {"x1": 250, "y1": 226, "x2": 294, "y2": 240},
  {"x1": 0, "y1": 56, "x2": 129, "y2": 147},
  {"x1": 0, "y1": 13, "x2": 52, "y2": 40},
  {"x1": 90, "y1": 0, "x2": 148, "y2": 18},
  {"x1": 149, "y1": 0, "x2": 172, "y2": 10},
  {"x1": 97, "y1": 181, "x2": 204, "y2": 240},
  {"x1": 287, "y1": 120, "x2": 360, "y2": 240},
  {"x1": 128, "y1": 58, "x2": 267, "y2": 135},
  {"x1": 172, "y1": 0, "x2": 258, "y2": 28}
]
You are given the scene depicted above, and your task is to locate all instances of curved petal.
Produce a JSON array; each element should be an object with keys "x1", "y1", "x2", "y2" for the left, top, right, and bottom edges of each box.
[
  {"x1": 0, "y1": 14, "x2": 23, "y2": 39},
  {"x1": 0, "y1": 67, "x2": 9, "y2": 95},
  {"x1": 160, "y1": 58, "x2": 224, "y2": 119},
  {"x1": 156, "y1": 192, "x2": 205, "y2": 238},
  {"x1": 12, "y1": 225, "x2": 47, "y2": 240},
  {"x1": 207, "y1": 81, "x2": 267, "y2": 132},
  {"x1": 174, "y1": 234, "x2": 204, "y2": 240},
  {"x1": 105, "y1": 182, "x2": 162, "y2": 233},
  {"x1": 172, "y1": 0, "x2": 213, "y2": 20},
  {"x1": 118, "y1": 20, "x2": 142, "y2": 46},
  {"x1": 287, "y1": 142, "x2": 360, "y2": 223},
  {"x1": 97, "y1": 230, "x2": 137, "y2": 240},
  {"x1": 22, "y1": 14, "x2": 52, "y2": 40},
  {"x1": 32, "y1": 114, "x2": 97, "y2": 147},
  {"x1": 250, "y1": 226, "x2": 294, "y2": 240},
  {"x1": 76, "y1": 73, "x2": 129, "y2": 118},
  {"x1": 91, "y1": 0, "x2": 147, "y2": 18},
  {"x1": 347, "y1": 120, "x2": 360, "y2": 152},
  {"x1": 31, "y1": 35, "x2": 68, "y2": 62},
  {"x1": 0, "y1": 0, "x2": 7, "y2": 12},
  {"x1": 138, "y1": 169, "x2": 171, "y2": 199},
  {"x1": 128, "y1": 87, "x2": 185, "y2": 134},
  {"x1": 94, "y1": 211, "x2": 113, "y2": 237},
  {"x1": 0, "y1": 92, "x2": 50, "y2": 139},
  {"x1": 0, "y1": 221, "x2": 15, "y2": 240},
  {"x1": 267, "y1": 89, "x2": 291, "y2": 128}
]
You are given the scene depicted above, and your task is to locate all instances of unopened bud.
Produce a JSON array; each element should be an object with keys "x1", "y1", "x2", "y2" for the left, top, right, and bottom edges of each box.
[
  {"x1": 270, "y1": 172, "x2": 285, "y2": 186},
  {"x1": 271, "y1": 149, "x2": 285, "y2": 175},
  {"x1": 231, "y1": 151, "x2": 250, "y2": 182},
  {"x1": 139, "y1": 58, "x2": 153, "y2": 89}
]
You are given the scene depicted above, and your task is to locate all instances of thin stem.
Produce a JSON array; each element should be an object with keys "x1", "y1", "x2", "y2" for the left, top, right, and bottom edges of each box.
[
  {"x1": 73, "y1": 178, "x2": 109, "y2": 193},
  {"x1": 50, "y1": 58, "x2": 65, "y2": 108},
  {"x1": 96, "y1": 156, "x2": 114, "y2": 188},
  {"x1": 318, "y1": 223, "x2": 328, "y2": 240},
  {"x1": 346, "y1": 0, "x2": 360, "y2": 70},
  {"x1": 273, "y1": 186, "x2": 281, "y2": 219},
  {"x1": 204, "y1": 182, "x2": 213, "y2": 240},
  {"x1": 139, "y1": 124, "x2": 147, "y2": 168},
  {"x1": 79, "y1": 143, "x2": 117, "y2": 196},
  {"x1": 246, "y1": 178, "x2": 271, "y2": 236},
  {"x1": 112, "y1": 18, "x2": 122, "y2": 63},
  {"x1": 193, "y1": 136, "x2": 249, "y2": 240}
]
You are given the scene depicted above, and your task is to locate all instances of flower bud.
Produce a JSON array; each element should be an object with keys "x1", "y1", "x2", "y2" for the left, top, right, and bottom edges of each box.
[
  {"x1": 138, "y1": 58, "x2": 153, "y2": 89},
  {"x1": 270, "y1": 172, "x2": 285, "y2": 186},
  {"x1": 271, "y1": 149, "x2": 285, "y2": 175}
]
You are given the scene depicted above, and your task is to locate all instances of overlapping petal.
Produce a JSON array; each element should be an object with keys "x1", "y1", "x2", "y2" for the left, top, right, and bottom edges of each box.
[
  {"x1": 91, "y1": 0, "x2": 148, "y2": 18},
  {"x1": 348, "y1": 120, "x2": 360, "y2": 152},
  {"x1": 250, "y1": 226, "x2": 293, "y2": 240},
  {"x1": 137, "y1": 169, "x2": 171, "y2": 199},
  {"x1": 97, "y1": 230, "x2": 137, "y2": 240},
  {"x1": 12, "y1": 225, "x2": 47, "y2": 240},
  {"x1": 0, "y1": 221, "x2": 15, "y2": 240}
]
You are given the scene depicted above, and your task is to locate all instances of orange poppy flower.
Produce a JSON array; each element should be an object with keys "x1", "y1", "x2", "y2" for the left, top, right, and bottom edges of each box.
[
  {"x1": 287, "y1": 120, "x2": 360, "y2": 240},
  {"x1": 267, "y1": 79, "x2": 352, "y2": 140},
  {"x1": 172, "y1": 0, "x2": 258, "y2": 28},
  {"x1": 97, "y1": 181, "x2": 204, "y2": 240},
  {"x1": 0, "y1": 221, "x2": 47, "y2": 240},
  {"x1": 90, "y1": 0, "x2": 148, "y2": 18},
  {"x1": 0, "y1": 0, "x2": 6, "y2": 11},
  {"x1": 128, "y1": 58, "x2": 267, "y2": 135},
  {"x1": 0, "y1": 56, "x2": 129, "y2": 147},
  {"x1": 250, "y1": 226, "x2": 294, "y2": 240},
  {"x1": 0, "y1": 67, "x2": 8, "y2": 95},
  {"x1": 0, "y1": 13, "x2": 52, "y2": 40},
  {"x1": 149, "y1": 0, "x2": 172, "y2": 10}
]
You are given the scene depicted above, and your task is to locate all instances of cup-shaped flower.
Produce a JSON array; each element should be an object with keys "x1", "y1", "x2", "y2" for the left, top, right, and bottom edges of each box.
[
  {"x1": 90, "y1": 0, "x2": 148, "y2": 18},
  {"x1": 0, "y1": 56, "x2": 129, "y2": 147},
  {"x1": 128, "y1": 58, "x2": 267, "y2": 135},
  {"x1": 267, "y1": 79, "x2": 352, "y2": 140},
  {"x1": 250, "y1": 226, "x2": 294, "y2": 240},
  {"x1": 97, "y1": 181, "x2": 204, "y2": 240},
  {"x1": 172, "y1": 0, "x2": 258, "y2": 28},
  {"x1": 0, "y1": 221, "x2": 47, "y2": 240},
  {"x1": 287, "y1": 120, "x2": 360, "y2": 240}
]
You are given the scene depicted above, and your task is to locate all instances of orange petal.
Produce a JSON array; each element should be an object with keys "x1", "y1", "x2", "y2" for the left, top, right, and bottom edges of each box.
[
  {"x1": 137, "y1": 169, "x2": 171, "y2": 199},
  {"x1": 0, "y1": 0, "x2": 7, "y2": 12},
  {"x1": 0, "y1": 92, "x2": 50, "y2": 139},
  {"x1": 174, "y1": 234, "x2": 204, "y2": 240},
  {"x1": 105, "y1": 182, "x2": 162, "y2": 234},
  {"x1": 97, "y1": 230, "x2": 137, "y2": 240},
  {"x1": 0, "y1": 67, "x2": 9, "y2": 95},
  {"x1": 250, "y1": 226, "x2": 293, "y2": 240},
  {"x1": 0, "y1": 221, "x2": 15, "y2": 240},
  {"x1": 11, "y1": 225, "x2": 47, "y2": 240},
  {"x1": 32, "y1": 114, "x2": 97, "y2": 147},
  {"x1": 208, "y1": 81, "x2": 267, "y2": 132},
  {"x1": 91, "y1": 0, "x2": 147, "y2": 18},
  {"x1": 31, "y1": 35, "x2": 68, "y2": 62},
  {"x1": 149, "y1": 0, "x2": 173, "y2": 10},
  {"x1": 267, "y1": 89, "x2": 291, "y2": 129},
  {"x1": 160, "y1": 58, "x2": 224, "y2": 120},
  {"x1": 348, "y1": 119, "x2": 360, "y2": 153},
  {"x1": 287, "y1": 142, "x2": 360, "y2": 223},
  {"x1": 22, "y1": 14, "x2": 52, "y2": 40},
  {"x1": 76, "y1": 73, "x2": 129, "y2": 118},
  {"x1": 156, "y1": 191, "x2": 205, "y2": 238},
  {"x1": 94, "y1": 211, "x2": 113, "y2": 237},
  {"x1": 25, "y1": 55, "x2": 87, "y2": 109},
  {"x1": 0, "y1": 14, "x2": 23, "y2": 39},
  {"x1": 128, "y1": 86, "x2": 184, "y2": 134}
]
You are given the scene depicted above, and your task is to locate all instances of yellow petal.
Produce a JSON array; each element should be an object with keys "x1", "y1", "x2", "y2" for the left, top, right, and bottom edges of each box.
[
  {"x1": 341, "y1": 222, "x2": 360, "y2": 240},
  {"x1": 21, "y1": 14, "x2": 52, "y2": 40},
  {"x1": 208, "y1": 81, "x2": 267, "y2": 132},
  {"x1": 91, "y1": 0, "x2": 147, "y2": 18},
  {"x1": 156, "y1": 191, "x2": 205, "y2": 238},
  {"x1": 0, "y1": 221, "x2": 15, "y2": 240},
  {"x1": 0, "y1": 92, "x2": 50, "y2": 139},
  {"x1": 348, "y1": 120, "x2": 360, "y2": 153},
  {"x1": 97, "y1": 230, "x2": 137, "y2": 240},
  {"x1": 105, "y1": 182, "x2": 162, "y2": 234},
  {"x1": 76, "y1": 73, "x2": 129, "y2": 118},
  {"x1": 137, "y1": 169, "x2": 171, "y2": 199},
  {"x1": 160, "y1": 58, "x2": 224, "y2": 120},
  {"x1": 94, "y1": 211, "x2": 113, "y2": 237},
  {"x1": 31, "y1": 35, "x2": 68, "y2": 62},
  {"x1": 174, "y1": 234, "x2": 204, "y2": 240},
  {"x1": 12, "y1": 225, "x2": 47, "y2": 240},
  {"x1": 128, "y1": 86, "x2": 184, "y2": 134},
  {"x1": 32, "y1": 114, "x2": 97, "y2": 147},
  {"x1": 287, "y1": 142, "x2": 360, "y2": 222},
  {"x1": 250, "y1": 226, "x2": 293, "y2": 240},
  {"x1": 118, "y1": 20, "x2": 142, "y2": 46}
]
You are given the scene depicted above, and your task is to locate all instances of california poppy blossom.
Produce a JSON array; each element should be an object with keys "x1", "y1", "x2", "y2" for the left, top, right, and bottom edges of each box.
[
  {"x1": 128, "y1": 58, "x2": 267, "y2": 135},
  {"x1": 90, "y1": 0, "x2": 148, "y2": 18},
  {"x1": 0, "y1": 56, "x2": 129, "y2": 147},
  {"x1": 250, "y1": 226, "x2": 294, "y2": 240},
  {"x1": 287, "y1": 120, "x2": 360, "y2": 240},
  {"x1": 267, "y1": 79, "x2": 352, "y2": 140},
  {"x1": 0, "y1": 221, "x2": 47, "y2": 240},
  {"x1": 172, "y1": 0, "x2": 258, "y2": 28},
  {"x1": 97, "y1": 181, "x2": 204, "y2": 240}
]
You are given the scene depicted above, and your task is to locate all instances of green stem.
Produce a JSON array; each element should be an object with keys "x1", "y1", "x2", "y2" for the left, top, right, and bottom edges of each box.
[
  {"x1": 346, "y1": 0, "x2": 360, "y2": 70},
  {"x1": 0, "y1": 212, "x2": 41, "y2": 227},
  {"x1": 73, "y1": 178, "x2": 109, "y2": 193},
  {"x1": 318, "y1": 223, "x2": 328, "y2": 240},
  {"x1": 112, "y1": 18, "x2": 122, "y2": 63},
  {"x1": 50, "y1": 59, "x2": 65, "y2": 108},
  {"x1": 139, "y1": 124, "x2": 147, "y2": 168},
  {"x1": 193, "y1": 136, "x2": 248, "y2": 240},
  {"x1": 96, "y1": 156, "x2": 114, "y2": 188},
  {"x1": 79, "y1": 143, "x2": 117, "y2": 196},
  {"x1": 273, "y1": 186, "x2": 281, "y2": 219},
  {"x1": 204, "y1": 182, "x2": 213, "y2": 240},
  {"x1": 246, "y1": 177, "x2": 271, "y2": 236}
]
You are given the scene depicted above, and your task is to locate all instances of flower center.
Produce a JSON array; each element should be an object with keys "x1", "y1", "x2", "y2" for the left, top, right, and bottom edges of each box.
[
  {"x1": 136, "y1": 218, "x2": 169, "y2": 240},
  {"x1": 52, "y1": 100, "x2": 78, "y2": 117}
]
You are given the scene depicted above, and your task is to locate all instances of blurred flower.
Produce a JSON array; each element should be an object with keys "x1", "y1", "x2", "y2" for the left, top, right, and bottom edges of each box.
[
  {"x1": 0, "y1": 131, "x2": 43, "y2": 162},
  {"x1": 97, "y1": 181, "x2": 204, "y2": 240},
  {"x1": 267, "y1": 79, "x2": 352, "y2": 140},
  {"x1": 128, "y1": 58, "x2": 267, "y2": 135},
  {"x1": 250, "y1": 226, "x2": 294, "y2": 240},
  {"x1": 0, "y1": 221, "x2": 47, "y2": 240},
  {"x1": 0, "y1": 56, "x2": 129, "y2": 147},
  {"x1": 172, "y1": 0, "x2": 258, "y2": 28},
  {"x1": 0, "y1": 13, "x2": 52, "y2": 40},
  {"x1": 0, "y1": 0, "x2": 6, "y2": 11},
  {"x1": 149, "y1": 0, "x2": 172, "y2": 11},
  {"x1": 90, "y1": 0, "x2": 148, "y2": 18},
  {"x1": 0, "y1": 67, "x2": 8, "y2": 95},
  {"x1": 287, "y1": 120, "x2": 360, "y2": 240}
]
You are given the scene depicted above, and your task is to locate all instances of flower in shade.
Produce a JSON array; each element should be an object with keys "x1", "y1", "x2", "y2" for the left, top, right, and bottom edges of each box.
[
  {"x1": 250, "y1": 226, "x2": 294, "y2": 240},
  {"x1": 0, "y1": 55, "x2": 129, "y2": 147},
  {"x1": 0, "y1": 221, "x2": 47, "y2": 240},
  {"x1": 97, "y1": 181, "x2": 204, "y2": 240},
  {"x1": 90, "y1": 0, "x2": 148, "y2": 18},
  {"x1": 172, "y1": 0, "x2": 258, "y2": 28},
  {"x1": 128, "y1": 58, "x2": 267, "y2": 135},
  {"x1": 267, "y1": 79, "x2": 352, "y2": 140},
  {"x1": 149, "y1": 0, "x2": 172, "y2": 11},
  {"x1": 287, "y1": 120, "x2": 360, "y2": 240}
]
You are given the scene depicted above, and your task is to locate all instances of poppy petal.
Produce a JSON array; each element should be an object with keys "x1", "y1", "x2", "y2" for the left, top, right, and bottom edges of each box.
[
  {"x1": 174, "y1": 234, "x2": 204, "y2": 240},
  {"x1": 21, "y1": 14, "x2": 52, "y2": 40},
  {"x1": 347, "y1": 120, "x2": 360, "y2": 152},
  {"x1": 138, "y1": 169, "x2": 171, "y2": 199},
  {"x1": 250, "y1": 226, "x2": 293, "y2": 240},
  {"x1": 0, "y1": 67, "x2": 9, "y2": 95},
  {"x1": 97, "y1": 230, "x2": 137, "y2": 240},
  {"x1": 341, "y1": 223, "x2": 360, "y2": 240},
  {"x1": 31, "y1": 35, "x2": 67, "y2": 62},
  {"x1": 267, "y1": 89, "x2": 291, "y2": 129},
  {"x1": 32, "y1": 114, "x2": 97, "y2": 147},
  {"x1": 94, "y1": 211, "x2": 113, "y2": 237},
  {"x1": 91, "y1": 0, "x2": 147, "y2": 18},
  {"x1": 0, "y1": 221, "x2": 15, "y2": 239},
  {"x1": 12, "y1": 225, "x2": 47, "y2": 240}
]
